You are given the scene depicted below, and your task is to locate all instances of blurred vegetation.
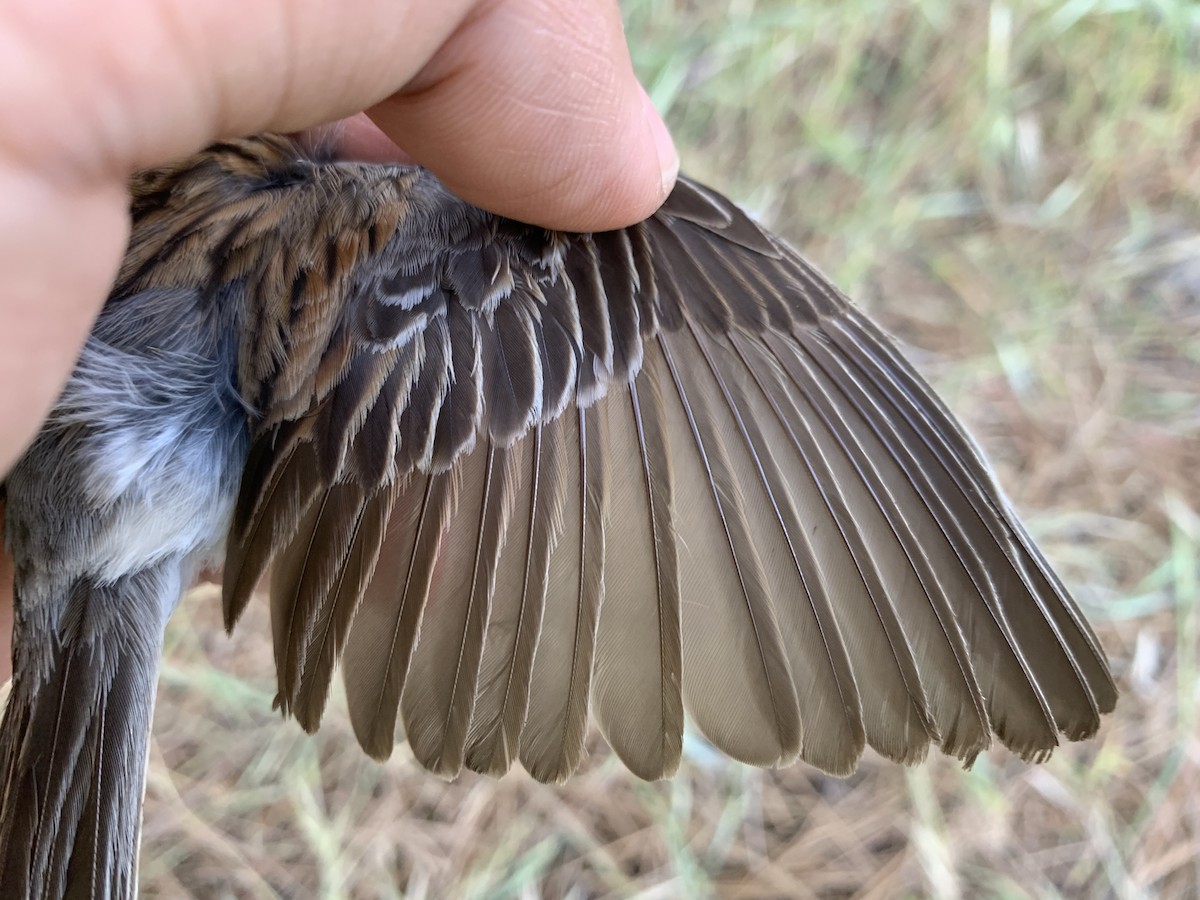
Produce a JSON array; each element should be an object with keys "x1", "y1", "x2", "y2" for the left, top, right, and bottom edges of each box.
[{"x1": 142, "y1": 1, "x2": 1200, "y2": 897}]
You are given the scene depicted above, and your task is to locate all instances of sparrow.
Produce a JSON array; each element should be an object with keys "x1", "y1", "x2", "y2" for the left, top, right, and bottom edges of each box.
[{"x1": 0, "y1": 133, "x2": 1116, "y2": 898}]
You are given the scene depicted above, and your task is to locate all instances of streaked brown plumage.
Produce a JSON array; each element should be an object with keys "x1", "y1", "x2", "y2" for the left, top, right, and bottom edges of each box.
[{"x1": 0, "y1": 134, "x2": 1115, "y2": 897}]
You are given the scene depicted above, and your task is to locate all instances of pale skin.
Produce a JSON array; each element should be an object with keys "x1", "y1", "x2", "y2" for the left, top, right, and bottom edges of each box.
[{"x1": 0, "y1": 0, "x2": 680, "y2": 684}]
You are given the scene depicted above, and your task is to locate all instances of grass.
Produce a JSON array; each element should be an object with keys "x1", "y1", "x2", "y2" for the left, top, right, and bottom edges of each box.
[{"x1": 139, "y1": 2, "x2": 1200, "y2": 896}]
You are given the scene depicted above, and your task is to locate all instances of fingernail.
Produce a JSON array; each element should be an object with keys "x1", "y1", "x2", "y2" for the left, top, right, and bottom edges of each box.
[{"x1": 640, "y1": 85, "x2": 679, "y2": 200}]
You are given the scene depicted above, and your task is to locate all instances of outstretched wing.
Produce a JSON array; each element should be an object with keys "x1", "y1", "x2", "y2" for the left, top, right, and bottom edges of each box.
[{"x1": 221, "y1": 164, "x2": 1115, "y2": 783}]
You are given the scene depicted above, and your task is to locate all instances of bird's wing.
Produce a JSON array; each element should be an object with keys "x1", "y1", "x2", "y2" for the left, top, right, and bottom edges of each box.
[{"x1": 222, "y1": 168, "x2": 1115, "y2": 782}]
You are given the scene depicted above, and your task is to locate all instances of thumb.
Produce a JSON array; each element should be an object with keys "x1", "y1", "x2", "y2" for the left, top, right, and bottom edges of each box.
[{"x1": 366, "y1": 0, "x2": 678, "y2": 232}]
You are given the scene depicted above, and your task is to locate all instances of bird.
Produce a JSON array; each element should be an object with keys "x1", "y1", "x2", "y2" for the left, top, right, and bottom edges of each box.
[{"x1": 0, "y1": 132, "x2": 1116, "y2": 898}]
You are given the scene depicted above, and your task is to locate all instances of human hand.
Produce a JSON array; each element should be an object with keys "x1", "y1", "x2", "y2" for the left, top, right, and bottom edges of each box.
[
  {"x1": 0, "y1": 0, "x2": 679, "y2": 683},
  {"x1": 0, "y1": 0, "x2": 676, "y2": 476}
]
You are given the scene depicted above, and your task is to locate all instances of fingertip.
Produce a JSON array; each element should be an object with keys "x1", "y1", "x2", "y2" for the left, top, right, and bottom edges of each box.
[
  {"x1": 496, "y1": 87, "x2": 676, "y2": 233},
  {"x1": 640, "y1": 83, "x2": 680, "y2": 209},
  {"x1": 366, "y1": 0, "x2": 677, "y2": 233},
  {"x1": 554, "y1": 81, "x2": 678, "y2": 231},
  {"x1": 295, "y1": 114, "x2": 417, "y2": 165}
]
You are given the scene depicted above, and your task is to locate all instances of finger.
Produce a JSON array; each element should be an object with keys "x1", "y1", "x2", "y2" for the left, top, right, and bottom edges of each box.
[
  {"x1": 0, "y1": 170, "x2": 130, "y2": 474},
  {"x1": 294, "y1": 114, "x2": 417, "y2": 165},
  {"x1": 6, "y1": 0, "x2": 674, "y2": 229},
  {"x1": 366, "y1": 0, "x2": 678, "y2": 231}
]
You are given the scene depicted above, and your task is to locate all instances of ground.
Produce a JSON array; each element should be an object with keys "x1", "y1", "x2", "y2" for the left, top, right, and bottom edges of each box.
[{"x1": 141, "y1": 3, "x2": 1200, "y2": 897}]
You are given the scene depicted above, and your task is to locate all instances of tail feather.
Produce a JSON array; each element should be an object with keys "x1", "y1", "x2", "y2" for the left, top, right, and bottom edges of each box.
[{"x1": 0, "y1": 565, "x2": 176, "y2": 900}]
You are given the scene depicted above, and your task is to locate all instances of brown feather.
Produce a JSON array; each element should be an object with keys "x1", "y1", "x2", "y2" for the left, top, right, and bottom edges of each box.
[
  {"x1": 399, "y1": 445, "x2": 496, "y2": 776},
  {"x1": 293, "y1": 487, "x2": 395, "y2": 731},
  {"x1": 591, "y1": 376, "x2": 684, "y2": 780},
  {"x1": 222, "y1": 428, "x2": 321, "y2": 630},
  {"x1": 706, "y1": 331, "x2": 868, "y2": 773},
  {"x1": 341, "y1": 472, "x2": 444, "y2": 759},
  {"x1": 480, "y1": 294, "x2": 542, "y2": 445},
  {"x1": 653, "y1": 331, "x2": 803, "y2": 767},
  {"x1": 816, "y1": 314, "x2": 1115, "y2": 746},
  {"x1": 745, "y1": 329, "x2": 942, "y2": 763},
  {"x1": 270, "y1": 481, "x2": 369, "y2": 710},
  {"x1": 764, "y1": 329, "x2": 994, "y2": 760},
  {"x1": 464, "y1": 437, "x2": 544, "y2": 776},
  {"x1": 519, "y1": 406, "x2": 606, "y2": 782}
]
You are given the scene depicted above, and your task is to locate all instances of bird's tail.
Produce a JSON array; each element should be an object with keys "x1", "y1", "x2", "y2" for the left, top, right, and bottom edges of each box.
[{"x1": 0, "y1": 563, "x2": 178, "y2": 900}]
